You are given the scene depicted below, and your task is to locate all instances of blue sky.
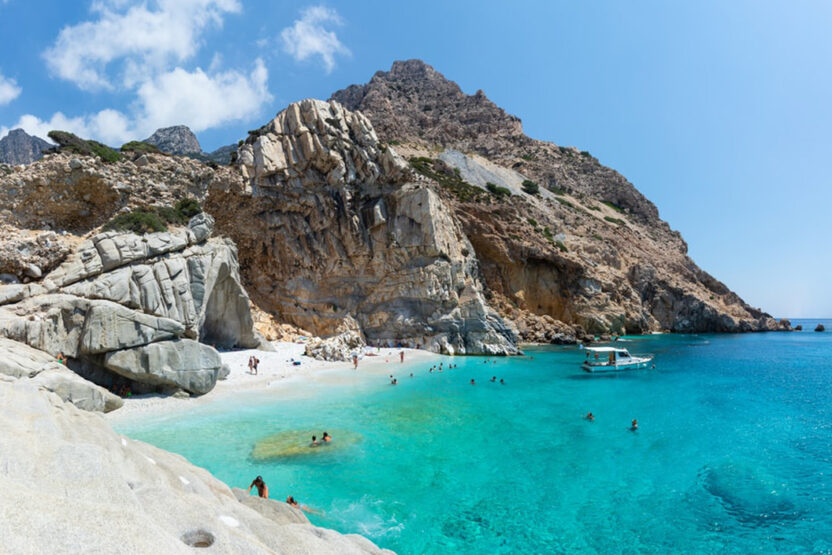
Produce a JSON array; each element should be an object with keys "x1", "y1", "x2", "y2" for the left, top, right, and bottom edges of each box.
[{"x1": 0, "y1": 1, "x2": 829, "y2": 318}]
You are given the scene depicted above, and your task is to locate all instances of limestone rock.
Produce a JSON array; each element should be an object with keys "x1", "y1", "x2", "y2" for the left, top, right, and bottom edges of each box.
[
  {"x1": 0, "y1": 381, "x2": 394, "y2": 554},
  {"x1": 210, "y1": 100, "x2": 517, "y2": 355},
  {"x1": 0, "y1": 128, "x2": 51, "y2": 165},
  {"x1": 305, "y1": 318, "x2": 365, "y2": 361},
  {"x1": 0, "y1": 337, "x2": 122, "y2": 412},
  {"x1": 144, "y1": 125, "x2": 202, "y2": 155},
  {"x1": 103, "y1": 339, "x2": 222, "y2": 395}
]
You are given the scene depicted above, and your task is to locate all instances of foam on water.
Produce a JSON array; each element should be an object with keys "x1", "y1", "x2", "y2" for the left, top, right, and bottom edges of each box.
[{"x1": 117, "y1": 319, "x2": 832, "y2": 553}]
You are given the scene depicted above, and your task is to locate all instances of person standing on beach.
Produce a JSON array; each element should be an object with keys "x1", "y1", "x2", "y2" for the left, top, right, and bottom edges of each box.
[
  {"x1": 353, "y1": 354, "x2": 358, "y2": 369},
  {"x1": 254, "y1": 357, "x2": 260, "y2": 375},
  {"x1": 400, "y1": 351, "x2": 404, "y2": 363},
  {"x1": 248, "y1": 476, "x2": 269, "y2": 498}
]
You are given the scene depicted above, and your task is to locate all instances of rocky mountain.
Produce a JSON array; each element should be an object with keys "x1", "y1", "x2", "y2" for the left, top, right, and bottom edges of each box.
[
  {"x1": 0, "y1": 128, "x2": 52, "y2": 164},
  {"x1": 144, "y1": 125, "x2": 202, "y2": 155},
  {"x1": 210, "y1": 98, "x2": 517, "y2": 355},
  {"x1": 332, "y1": 60, "x2": 787, "y2": 338}
]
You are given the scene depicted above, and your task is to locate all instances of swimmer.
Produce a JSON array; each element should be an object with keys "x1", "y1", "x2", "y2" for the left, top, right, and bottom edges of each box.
[
  {"x1": 651, "y1": 363, "x2": 656, "y2": 369},
  {"x1": 286, "y1": 495, "x2": 299, "y2": 507},
  {"x1": 490, "y1": 376, "x2": 497, "y2": 382},
  {"x1": 248, "y1": 476, "x2": 269, "y2": 499},
  {"x1": 311, "y1": 435, "x2": 319, "y2": 447},
  {"x1": 391, "y1": 378, "x2": 398, "y2": 385},
  {"x1": 499, "y1": 379, "x2": 505, "y2": 385},
  {"x1": 586, "y1": 412, "x2": 595, "y2": 421},
  {"x1": 410, "y1": 372, "x2": 414, "y2": 377},
  {"x1": 470, "y1": 379, "x2": 476, "y2": 385},
  {"x1": 322, "y1": 432, "x2": 331, "y2": 443},
  {"x1": 630, "y1": 419, "x2": 638, "y2": 431}
]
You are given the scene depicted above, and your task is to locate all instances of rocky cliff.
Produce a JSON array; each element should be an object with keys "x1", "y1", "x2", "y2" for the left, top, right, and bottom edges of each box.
[
  {"x1": 0, "y1": 379, "x2": 393, "y2": 554},
  {"x1": 145, "y1": 125, "x2": 202, "y2": 155},
  {"x1": 0, "y1": 128, "x2": 52, "y2": 165},
  {"x1": 207, "y1": 98, "x2": 516, "y2": 355},
  {"x1": 0, "y1": 213, "x2": 266, "y2": 397},
  {"x1": 332, "y1": 60, "x2": 787, "y2": 338}
]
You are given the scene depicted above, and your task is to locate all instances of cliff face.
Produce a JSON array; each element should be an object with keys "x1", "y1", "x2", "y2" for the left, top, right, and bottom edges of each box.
[
  {"x1": 331, "y1": 60, "x2": 786, "y2": 337},
  {"x1": 0, "y1": 128, "x2": 52, "y2": 165},
  {"x1": 206, "y1": 99, "x2": 516, "y2": 355}
]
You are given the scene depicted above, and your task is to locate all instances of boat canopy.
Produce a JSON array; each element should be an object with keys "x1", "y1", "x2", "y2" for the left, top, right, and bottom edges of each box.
[{"x1": 584, "y1": 347, "x2": 628, "y2": 353}]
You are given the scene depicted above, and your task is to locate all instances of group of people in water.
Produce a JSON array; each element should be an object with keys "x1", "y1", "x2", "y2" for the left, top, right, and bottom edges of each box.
[
  {"x1": 247, "y1": 476, "x2": 318, "y2": 514},
  {"x1": 585, "y1": 412, "x2": 639, "y2": 431},
  {"x1": 385, "y1": 359, "x2": 507, "y2": 386},
  {"x1": 310, "y1": 432, "x2": 332, "y2": 447}
]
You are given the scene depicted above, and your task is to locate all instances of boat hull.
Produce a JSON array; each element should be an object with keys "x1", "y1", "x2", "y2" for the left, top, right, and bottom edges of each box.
[{"x1": 582, "y1": 358, "x2": 652, "y2": 373}]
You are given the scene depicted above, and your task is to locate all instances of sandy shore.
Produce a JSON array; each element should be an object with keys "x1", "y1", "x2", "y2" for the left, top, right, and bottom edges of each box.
[{"x1": 106, "y1": 342, "x2": 441, "y2": 423}]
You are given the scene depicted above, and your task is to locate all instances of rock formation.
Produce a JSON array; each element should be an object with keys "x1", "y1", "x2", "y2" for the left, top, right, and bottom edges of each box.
[
  {"x1": 332, "y1": 60, "x2": 789, "y2": 338},
  {"x1": 0, "y1": 379, "x2": 393, "y2": 554},
  {"x1": 0, "y1": 214, "x2": 267, "y2": 396},
  {"x1": 144, "y1": 125, "x2": 202, "y2": 155},
  {"x1": 206, "y1": 98, "x2": 517, "y2": 355},
  {"x1": 0, "y1": 128, "x2": 52, "y2": 165}
]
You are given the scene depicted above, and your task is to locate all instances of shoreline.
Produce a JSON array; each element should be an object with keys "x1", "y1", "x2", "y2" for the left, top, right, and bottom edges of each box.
[{"x1": 107, "y1": 342, "x2": 442, "y2": 424}]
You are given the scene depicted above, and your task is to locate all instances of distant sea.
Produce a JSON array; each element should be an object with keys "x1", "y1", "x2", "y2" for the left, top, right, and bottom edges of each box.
[{"x1": 118, "y1": 319, "x2": 832, "y2": 553}]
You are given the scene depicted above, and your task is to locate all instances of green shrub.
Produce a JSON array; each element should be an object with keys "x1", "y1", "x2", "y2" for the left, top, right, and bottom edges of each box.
[
  {"x1": 602, "y1": 201, "x2": 624, "y2": 213},
  {"x1": 542, "y1": 227, "x2": 554, "y2": 240},
  {"x1": 104, "y1": 210, "x2": 167, "y2": 234},
  {"x1": 102, "y1": 199, "x2": 202, "y2": 234},
  {"x1": 555, "y1": 240, "x2": 568, "y2": 252},
  {"x1": 486, "y1": 182, "x2": 511, "y2": 198},
  {"x1": 521, "y1": 180, "x2": 539, "y2": 195},
  {"x1": 120, "y1": 141, "x2": 160, "y2": 154},
  {"x1": 549, "y1": 185, "x2": 566, "y2": 196},
  {"x1": 580, "y1": 150, "x2": 592, "y2": 158},
  {"x1": 527, "y1": 218, "x2": 539, "y2": 228},
  {"x1": 604, "y1": 216, "x2": 626, "y2": 225},
  {"x1": 592, "y1": 233, "x2": 603, "y2": 240},
  {"x1": 557, "y1": 197, "x2": 575, "y2": 209},
  {"x1": 520, "y1": 154, "x2": 533, "y2": 161},
  {"x1": 48, "y1": 130, "x2": 121, "y2": 163},
  {"x1": 589, "y1": 205, "x2": 601, "y2": 211}
]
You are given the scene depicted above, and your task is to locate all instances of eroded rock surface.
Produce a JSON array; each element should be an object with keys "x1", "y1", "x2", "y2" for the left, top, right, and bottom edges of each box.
[
  {"x1": 0, "y1": 215, "x2": 265, "y2": 396},
  {"x1": 0, "y1": 380, "x2": 394, "y2": 554},
  {"x1": 208, "y1": 98, "x2": 517, "y2": 355}
]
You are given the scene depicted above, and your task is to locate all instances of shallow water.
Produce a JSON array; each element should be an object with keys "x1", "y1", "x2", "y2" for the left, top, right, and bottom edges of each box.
[{"x1": 117, "y1": 319, "x2": 832, "y2": 553}]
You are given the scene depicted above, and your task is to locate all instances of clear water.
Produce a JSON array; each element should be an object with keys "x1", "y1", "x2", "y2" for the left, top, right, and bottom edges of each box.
[{"x1": 116, "y1": 319, "x2": 832, "y2": 554}]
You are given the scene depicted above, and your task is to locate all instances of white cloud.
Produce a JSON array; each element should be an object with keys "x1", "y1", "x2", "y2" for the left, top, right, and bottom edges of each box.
[
  {"x1": 281, "y1": 6, "x2": 350, "y2": 73},
  {"x1": 44, "y1": 0, "x2": 241, "y2": 90},
  {"x1": 0, "y1": 59, "x2": 271, "y2": 145},
  {"x1": 4, "y1": 1, "x2": 275, "y2": 146},
  {"x1": 0, "y1": 71, "x2": 21, "y2": 106},
  {"x1": 136, "y1": 59, "x2": 272, "y2": 133}
]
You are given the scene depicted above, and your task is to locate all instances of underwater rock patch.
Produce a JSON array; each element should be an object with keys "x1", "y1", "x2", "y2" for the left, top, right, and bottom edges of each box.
[{"x1": 251, "y1": 429, "x2": 361, "y2": 461}]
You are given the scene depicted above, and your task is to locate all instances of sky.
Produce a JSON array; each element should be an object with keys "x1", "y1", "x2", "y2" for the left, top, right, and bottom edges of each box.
[{"x1": 0, "y1": 0, "x2": 829, "y2": 318}]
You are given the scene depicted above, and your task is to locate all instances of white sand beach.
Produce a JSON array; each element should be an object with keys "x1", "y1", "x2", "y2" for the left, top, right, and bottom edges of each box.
[{"x1": 106, "y1": 342, "x2": 441, "y2": 422}]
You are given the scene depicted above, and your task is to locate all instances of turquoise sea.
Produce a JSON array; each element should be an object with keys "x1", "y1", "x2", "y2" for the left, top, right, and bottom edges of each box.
[{"x1": 117, "y1": 319, "x2": 832, "y2": 554}]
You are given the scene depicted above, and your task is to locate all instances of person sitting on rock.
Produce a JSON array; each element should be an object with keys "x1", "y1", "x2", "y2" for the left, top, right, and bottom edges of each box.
[
  {"x1": 248, "y1": 476, "x2": 269, "y2": 498},
  {"x1": 57, "y1": 352, "x2": 66, "y2": 365},
  {"x1": 286, "y1": 495, "x2": 299, "y2": 507}
]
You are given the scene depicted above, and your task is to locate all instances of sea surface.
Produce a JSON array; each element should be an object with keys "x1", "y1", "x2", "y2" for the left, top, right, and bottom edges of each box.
[{"x1": 117, "y1": 319, "x2": 832, "y2": 554}]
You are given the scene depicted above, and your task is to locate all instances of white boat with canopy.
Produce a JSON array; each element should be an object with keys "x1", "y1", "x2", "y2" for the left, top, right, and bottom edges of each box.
[{"x1": 581, "y1": 346, "x2": 653, "y2": 373}]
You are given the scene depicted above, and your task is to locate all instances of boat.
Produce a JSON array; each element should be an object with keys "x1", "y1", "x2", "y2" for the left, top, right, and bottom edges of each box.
[{"x1": 581, "y1": 346, "x2": 654, "y2": 373}]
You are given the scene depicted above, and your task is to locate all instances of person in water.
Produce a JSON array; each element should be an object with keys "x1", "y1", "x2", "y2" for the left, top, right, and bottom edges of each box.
[
  {"x1": 248, "y1": 476, "x2": 269, "y2": 498},
  {"x1": 322, "y1": 432, "x2": 331, "y2": 443},
  {"x1": 286, "y1": 495, "x2": 299, "y2": 507},
  {"x1": 311, "y1": 435, "x2": 319, "y2": 447},
  {"x1": 586, "y1": 412, "x2": 595, "y2": 421},
  {"x1": 391, "y1": 378, "x2": 398, "y2": 385},
  {"x1": 499, "y1": 379, "x2": 505, "y2": 385},
  {"x1": 490, "y1": 376, "x2": 497, "y2": 382},
  {"x1": 630, "y1": 419, "x2": 638, "y2": 431},
  {"x1": 470, "y1": 379, "x2": 476, "y2": 385}
]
